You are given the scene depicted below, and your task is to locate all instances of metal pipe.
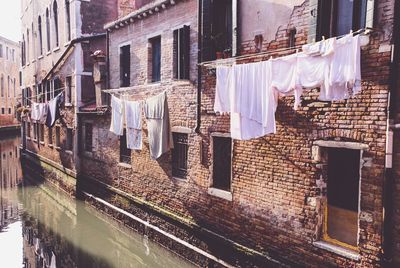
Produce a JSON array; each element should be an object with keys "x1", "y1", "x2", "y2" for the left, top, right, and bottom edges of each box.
[{"x1": 195, "y1": 0, "x2": 202, "y2": 133}]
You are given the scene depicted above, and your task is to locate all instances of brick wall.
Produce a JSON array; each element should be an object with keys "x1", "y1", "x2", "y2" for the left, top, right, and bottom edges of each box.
[{"x1": 62, "y1": 0, "x2": 399, "y2": 267}]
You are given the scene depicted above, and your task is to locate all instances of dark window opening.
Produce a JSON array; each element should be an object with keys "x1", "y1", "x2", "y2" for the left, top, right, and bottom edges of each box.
[
  {"x1": 173, "y1": 26, "x2": 190, "y2": 80},
  {"x1": 120, "y1": 129, "x2": 131, "y2": 164},
  {"x1": 288, "y1": 28, "x2": 297, "y2": 48},
  {"x1": 326, "y1": 147, "x2": 360, "y2": 247},
  {"x1": 40, "y1": 124, "x2": 45, "y2": 142},
  {"x1": 66, "y1": 128, "x2": 73, "y2": 151},
  {"x1": 55, "y1": 126, "x2": 60, "y2": 147},
  {"x1": 65, "y1": 0, "x2": 71, "y2": 41},
  {"x1": 46, "y1": 8, "x2": 51, "y2": 51},
  {"x1": 38, "y1": 16, "x2": 43, "y2": 55},
  {"x1": 85, "y1": 123, "x2": 93, "y2": 152},
  {"x1": 27, "y1": 122, "x2": 31, "y2": 138},
  {"x1": 212, "y1": 136, "x2": 232, "y2": 191},
  {"x1": 66, "y1": 76, "x2": 72, "y2": 103},
  {"x1": 120, "y1": 45, "x2": 131, "y2": 87},
  {"x1": 48, "y1": 127, "x2": 53, "y2": 145},
  {"x1": 53, "y1": 1, "x2": 59, "y2": 47},
  {"x1": 317, "y1": 0, "x2": 367, "y2": 40},
  {"x1": 150, "y1": 36, "x2": 161, "y2": 82},
  {"x1": 172, "y1": 133, "x2": 188, "y2": 179}
]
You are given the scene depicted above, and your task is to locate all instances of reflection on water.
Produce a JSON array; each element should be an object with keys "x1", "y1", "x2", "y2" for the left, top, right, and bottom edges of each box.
[{"x1": 0, "y1": 135, "x2": 194, "y2": 268}]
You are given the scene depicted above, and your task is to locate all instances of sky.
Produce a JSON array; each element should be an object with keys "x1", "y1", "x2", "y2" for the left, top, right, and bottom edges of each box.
[{"x1": 0, "y1": 0, "x2": 21, "y2": 42}]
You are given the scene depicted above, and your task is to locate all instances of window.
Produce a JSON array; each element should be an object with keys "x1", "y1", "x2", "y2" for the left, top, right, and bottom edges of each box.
[
  {"x1": 0, "y1": 44, "x2": 2, "y2": 57},
  {"x1": 324, "y1": 148, "x2": 360, "y2": 248},
  {"x1": 1, "y1": 108, "x2": 4, "y2": 114},
  {"x1": 66, "y1": 128, "x2": 73, "y2": 151},
  {"x1": 66, "y1": 76, "x2": 72, "y2": 103},
  {"x1": 84, "y1": 123, "x2": 93, "y2": 152},
  {"x1": 119, "y1": 129, "x2": 131, "y2": 164},
  {"x1": 38, "y1": 16, "x2": 43, "y2": 55},
  {"x1": 26, "y1": 29, "x2": 29, "y2": 62},
  {"x1": 46, "y1": 8, "x2": 51, "y2": 51},
  {"x1": 33, "y1": 123, "x2": 38, "y2": 140},
  {"x1": 201, "y1": 0, "x2": 238, "y2": 60},
  {"x1": 309, "y1": 0, "x2": 374, "y2": 42},
  {"x1": 48, "y1": 127, "x2": 53, "y2": 145},
  {"x1": 172, "y1": 133, "x2": 188, "y2": 179},
  {"x1": 27, "y1": 122, "x2": 31, "y2": 138},
  {"x1": 120, "y1": 45, "x2": 131, "y2": 87},
  {"x1": 40, "y1": 124, "x2": 45, "y2": 142},
  {"x1": 288, "y1": 28, "x2": 297, "y2": 48},
  {"x1": 7, "y1": 76, "x2": 10, "y2": 97},
  {"x1": 55, "y1": 126, "x2": 60, "y2": 147},
  {"x1": 212, "y1": 136, "x2": 232, "y2": 191},
  {"x1": 8, "y1": 108, "x2": 11, "y2": 115},
  {"x1": 173, "y1": 26, "x2": 190, "y2": 80},
  {"x1": 1, "y1": 74, "x2": 4, "y2": 97},
  {"x1": 13, "y1": 79, "x2": 16, "y2": 97},
  {"x1": 53, "y1": 1, "x2": 59, "y2": 47},
  {"x1": 149, "y1": 37, "x2": 161, "y2": 82},
  {"x1": 6, "y1": 47, "x2": 8, "y2": 60},
  {"x1": 65, "y1": 0, "x2": 71, "y2": 41}
]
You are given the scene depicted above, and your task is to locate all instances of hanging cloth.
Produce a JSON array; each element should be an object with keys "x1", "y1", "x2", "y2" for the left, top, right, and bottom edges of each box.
[
  {"x1": 45, "y1": 92, "x2": 64, "y2": 128},
  {"x1": 109, "y1": 95, "x2": 124, "y2": 136},
  {"x1": 38, "y1": 103, "x2": 49, "y2": 124},
  {"x1": 144, "y1": 91, "x2": 173, "y2": 159},
  {"x1": 31, "y1": 102, "x2": 41, "y2": 122},
  {"x1": 125, "y1": 100, "x2": 142, "y2": 150},
  {"x1": 214, "y1": 66, "x2": 233, "y2": 113}
]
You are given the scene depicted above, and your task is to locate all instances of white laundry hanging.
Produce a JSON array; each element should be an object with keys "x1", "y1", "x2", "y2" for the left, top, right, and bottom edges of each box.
[
  {"x1": 125, "y1": 100, "x2": 142, "y2": 150},
  {"x1": 110, "y1": 95, "x2": 124, "y2": 136}
]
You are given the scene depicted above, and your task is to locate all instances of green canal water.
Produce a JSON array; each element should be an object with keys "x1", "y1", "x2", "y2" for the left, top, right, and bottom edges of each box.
[{"x1": 0, "y1": 134, "x2": 195, "y2": 268}]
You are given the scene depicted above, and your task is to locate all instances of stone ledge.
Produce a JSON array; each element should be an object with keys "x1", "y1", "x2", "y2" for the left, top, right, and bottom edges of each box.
[{"x1": 313, "y1": 241, "x2": 360, "y2": 261}]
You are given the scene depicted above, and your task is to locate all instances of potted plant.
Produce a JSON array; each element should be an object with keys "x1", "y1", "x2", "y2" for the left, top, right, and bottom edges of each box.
[{"x1": 211, "y1": 33, "x2": 225, "y2": 59}]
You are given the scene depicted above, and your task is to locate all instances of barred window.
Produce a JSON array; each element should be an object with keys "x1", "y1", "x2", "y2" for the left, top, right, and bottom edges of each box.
[
  {"x1": 48, "y1": 127, "x2": 53, "y2": 145},
  {"x1": 120, "y1": 130, "x2": 131, "y2": 164},
  {"x1": 40, "y1": 124, "x2": 45, "y2": 142},
  {"x1": 172, "y1": 133, "x2": 188, "y2": 179},
  {"x1": 212, "y1": 136, "x2": 232, "y2": 191},
  {"x1": 85, "y1": 123, "x2": 93, "y2": 152}
]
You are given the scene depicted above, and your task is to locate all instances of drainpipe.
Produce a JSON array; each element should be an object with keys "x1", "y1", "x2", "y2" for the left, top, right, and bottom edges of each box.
[
  {"x1": 106, "y1": 29, "x2": 111, "y2": 91},
  {"x1": 195, "y1": 0, "x2": 202, "y2": 133},
  {"x1": 383, "y1": 0, "x2": 400, "y2": 265}
]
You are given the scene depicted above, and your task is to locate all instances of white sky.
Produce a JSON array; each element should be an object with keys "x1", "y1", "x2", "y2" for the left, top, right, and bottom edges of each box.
[{"x1": 0, "y1": 0, "x2": 21, "y2": 42}]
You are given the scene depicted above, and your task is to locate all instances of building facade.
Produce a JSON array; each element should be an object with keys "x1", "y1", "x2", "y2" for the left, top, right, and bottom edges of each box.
[
  {"x1": 0, "y1": 36, "x2": 20, "y2": 128},
  {"x1": 21, "y1": 0, "x2": 400, "y2": 267}
]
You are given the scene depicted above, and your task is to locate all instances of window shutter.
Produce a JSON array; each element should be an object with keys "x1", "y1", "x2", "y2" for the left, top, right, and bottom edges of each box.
[
  {"x1": 365, "y1": 0, "x2": 375, "y2": 29},
  {"x1": 173, "y1": 29, "x2": 179, "y2": 79},
  {"x1": 307, "y1": 0, "x2": 319, "y2": 43},
  {"x1": 201, "y1": 0, "x2": 213, "y2": 61},
  {"x1": 232, "y1": 0, "x2": 239, "y2": 56},
  {"x1": 182, "y1": 25, "x2": 190, "y2": 80}
]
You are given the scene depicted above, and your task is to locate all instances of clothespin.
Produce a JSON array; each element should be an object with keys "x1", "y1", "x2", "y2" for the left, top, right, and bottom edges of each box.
[
  {"x1": 349, "y1": 29, "x2": 353, "y2": 35},
  {"x1": 322, "y1": 36, "x2": 325, "y2": 41},
  {"x1": 312, "y1": 38, "x2": 316, "y2": 44}
]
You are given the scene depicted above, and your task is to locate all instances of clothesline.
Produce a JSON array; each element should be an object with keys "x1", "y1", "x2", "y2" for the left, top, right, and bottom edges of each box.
[
  {"x1": 21, "y1": 87, "x2": 66, "y2": 104},
  {"x1": 199, "y1": 28, "x2": 370, "y2": 68}
]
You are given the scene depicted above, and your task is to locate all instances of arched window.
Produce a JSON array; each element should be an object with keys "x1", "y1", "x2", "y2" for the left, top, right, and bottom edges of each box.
[
  {"x1": 13, "y1": 78, "x2": 16, "y2": 97},
  {"x1": 31, "y1": 23, "x2": 34, "y2": 59},
  {"x1": 26, "y1": 29, "x2": 30, "y2": 62},
  {"x1": 65, "y1": 0, "x2": 71, "y2": 41},
  {"x1": 21, "y1": 35, "x2": 25, "y2": 66},
  {"x1": 1, "y1": 75, "x2": 4, "y2": 97},
  {"x1": 53, "y1": 1, "x2": 59, "y2": 47},
  {"x1": 46, "y1": 8, "x2": 51, "y2": 51},
  {"x1": 38, "y1": 16, "x2": 43, "y2": 55},
  {"x1": 7, "y1": 76, "x2": 10, "y2": 97}
]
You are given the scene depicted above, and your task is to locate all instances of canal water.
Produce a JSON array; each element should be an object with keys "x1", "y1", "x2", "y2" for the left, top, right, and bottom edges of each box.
[{"x1": 0, "y1": 134, "x2": 195, "y2": 268}]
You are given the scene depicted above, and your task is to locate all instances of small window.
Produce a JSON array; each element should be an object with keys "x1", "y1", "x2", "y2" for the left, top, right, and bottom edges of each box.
[
  {"x1": 317, "y1": 0, "x2": 368, "y2": 39},
  {"x1": 119, "y1": 129, "x2": 131, "y2": 164},
  {"x1": 66, "y1": 128, "x2": 73, "y2": 151},
  {"x1": 212, "y1": 136, "x2": 232, "y2": 191},
  {"x1": 48, "y1": 127, "x2": 53, "y2": 145},
  {"x1": 55, "y1": 126, "x2": 60, "y2": 147},
  {"x1": 8, "y1": 108, "x2": 11, "y2": 115},
  {"x1": 120, "y1": 45, "x2": 131, "y2": 87},
  {"x1": 27, "y1": 122, "x2": 31, "y2": 138},
  {"x1": 325, "y1": 148, "x2": 360, "y2": 248},
  {"x1": 40, "y1": 124, "x2": 45, "y2": 142},
  {"x1": 33, "y1": 123, "x2": 38, "y2": 141},
  {"x1": 84, "y1": 123, "x2": 93, "y2": 152},
  {"x1": 66, "y1": 76, "x2": 72, "y2": 104},
  {"x1": 289, "y1": 28, "x2": 297, "y2": 48},
  {"x1": 149, "y1": 36, "x2": 161, "y2": 82},
  {"x1": 172, "y1": 133, "x2": 188, "y2": 179},
  {"x1": 173, "y1": 26, "x2": 190, "y2": 80}
]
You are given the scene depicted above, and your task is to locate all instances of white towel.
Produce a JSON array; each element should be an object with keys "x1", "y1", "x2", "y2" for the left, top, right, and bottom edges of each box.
[
  {"x1": 125, "y1": 100, "x2": 142, "y2": 150},
  {"x1": 110, "y1": 95, "x2": 124, "y2": 136},
  {"x1": 31, "y1": 102, "x2": 41, "y2": 121},
  {"x1": 214, "y1": 66, "x2": 232, "y2": 113}
]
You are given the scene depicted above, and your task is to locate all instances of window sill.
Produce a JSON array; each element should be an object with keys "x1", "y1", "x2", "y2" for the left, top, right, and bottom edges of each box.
[
  {"x1": 55, "y1": 146, "x2": 61, "y2": 151},
  {"x1": 65, "y1": 103, "x2": 73, "y2": 107},
  {"x1": 26, "y1": 137, "x2": 31, "y2": 140},
  {"x1": 118, "y1": 162, "x2": 132, "y2": 169},
  {"x1": 40, "y1": 141, "x2": 45, "y2": 145},
  {"x1": 38, "y1": 55, "x2": 44, "y2": 60},
  {"x1": 313, "y1": 241, "x2": 360, "y2": 261},
  {"x1": 207, "y1": 188, "x2": 232, "y2": 201},
  {"x1": 31, "y1": 59, "x2": 36, "y2": 63},
  {"x1": 65, "y1": 150, "x2": 73, "y2": 155},
  {"x1": 48, "y1": 144, "x2": 53, "y2": 148},
  {"x1": 172, "y1": 176, "x2": 187, "y2": 182},
  {"x1": 53, "y1": 47, "x2": 60, "y2": 52},
  {"x1": 46, "y1": 51, "x2": 51, "y2": 56},
  {"x1": 64, "y1": 41, "x2": 71, "y2": 47},
  {"x1": 27, "y1": 62, "x2": 30, "y2": 66}
]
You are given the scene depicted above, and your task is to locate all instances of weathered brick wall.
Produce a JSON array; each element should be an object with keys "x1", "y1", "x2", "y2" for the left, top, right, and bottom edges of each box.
[
  {"x1": 80, "y1": 0, "x2": 395, "y2": 267},
  {"x1": 81, "y1": 0, "x2": 118, "y2": 34}
]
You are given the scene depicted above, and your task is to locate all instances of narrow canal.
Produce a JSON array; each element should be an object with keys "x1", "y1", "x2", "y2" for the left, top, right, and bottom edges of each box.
[{"x1": 0, "y1": 133, "x2": 195, "y2": 268}]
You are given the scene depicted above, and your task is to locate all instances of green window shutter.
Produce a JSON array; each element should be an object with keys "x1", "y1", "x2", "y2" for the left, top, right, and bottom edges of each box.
[
  {"x1": 365, "y1": 0, "x2": 375, "y2": 29},
  {"x1": 307, "y1": 0, "x2": 319, "y2": 43}
]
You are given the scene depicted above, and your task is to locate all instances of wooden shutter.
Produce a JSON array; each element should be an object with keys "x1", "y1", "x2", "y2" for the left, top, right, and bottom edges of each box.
[
  {"x1": 173, "y1": 29, "x2": 179, "y2": 79},
  {"x1": 182, "y1": 25, "x2": 190, "y2": 80},
  {"x1": 307, "y1": 0, "x2": 319, "y2": 43},
  {"x1": 201, "y1": 0, "x2": 213, "y2": 61},
  {"x1": 365, "y1": 0, "x2": 375, "y2": 29}
]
